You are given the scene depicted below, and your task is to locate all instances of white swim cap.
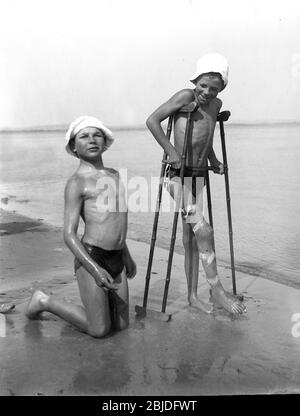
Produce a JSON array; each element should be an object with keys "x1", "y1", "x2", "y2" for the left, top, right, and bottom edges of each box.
[
  {"x1": 65, "y1": 116, "x2": 114, "y2": 157},
  {"x1": 190, "y1": 53, "x2": 229, "y2": 90}
]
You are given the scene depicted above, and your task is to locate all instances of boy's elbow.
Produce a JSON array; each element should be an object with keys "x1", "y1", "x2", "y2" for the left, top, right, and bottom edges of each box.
[
  {"x1": 146, "y1": 116, "x2": 152, "y2": 129},
  {"x1": 146, "y1": 116, "x2": 158, "y2": 134},
  {"x1": 63, "y1": 231, "x2": 69, "y2": 246},
  {"x1": 63, "y1": 229, "x2": 73, "y2": 247}
]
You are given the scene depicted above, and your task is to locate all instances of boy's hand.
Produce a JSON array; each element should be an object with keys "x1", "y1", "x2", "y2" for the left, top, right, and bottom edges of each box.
[
  {"x1": 210, "y1": 159, "x2": 224, "y2": 175},
  {"x1": 163, "y1": 148, "x2": 181, "y2": 169},
  {"x1": 95, "y1": 268, "x2": 118, "y2": 291},
  {"x1": 124, "y1": 256, "x2": 137, "y2": 279}
]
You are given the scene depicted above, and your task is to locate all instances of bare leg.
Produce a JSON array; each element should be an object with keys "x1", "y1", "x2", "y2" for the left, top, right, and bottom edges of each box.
[
  {"x1": 182, "y1": 219, "x2": 213, "y2": 313},
  {"x1": 166, "y1": 174, "x2": 245, "y2": 315},
  {"x1": 192, "y1": 218, "x2": 246, "y2": 315},
  {"x1": 75, "y1": 266, "x2": 112, "y2": 336},
  {"x1": 167, "y1": 175, "x2": 212, "y2": 313},
  {"x1": 26, "y1": 266, "x2": 112, "y2": 338},
  {"x1": 26, "y1": 289, "x2": 89, "y2": 329}
]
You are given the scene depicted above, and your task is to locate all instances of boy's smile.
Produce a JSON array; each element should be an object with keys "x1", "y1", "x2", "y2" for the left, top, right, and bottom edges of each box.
[{"x1": 194, "y1": 75, "x2": 223, "y2": 105}]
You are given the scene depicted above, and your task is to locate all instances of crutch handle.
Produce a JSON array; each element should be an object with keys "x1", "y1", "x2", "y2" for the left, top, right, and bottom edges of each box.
[
  {"x1": 217, "y1": 111, "x2": 231, "y2": 122},
  {"x1": 179, "y1": 107, "x2": 230, "y2": 120}
]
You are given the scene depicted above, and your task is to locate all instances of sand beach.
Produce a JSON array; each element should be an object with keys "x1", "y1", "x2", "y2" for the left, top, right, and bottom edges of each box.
[{"x1": 1, "y1": 206, "x2": 300, "y2": 396}]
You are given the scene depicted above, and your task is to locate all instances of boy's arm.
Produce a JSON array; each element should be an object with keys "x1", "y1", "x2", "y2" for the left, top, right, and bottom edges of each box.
[
  {"x1": 146, "y1": 89, "x2": 195, "y2": 169},
  {"x1": 208, "y1": 148, "x2": 224, "y2": 174},
  {"x1": 122, "y1": 242, "x2": 136, "y2": 279},
  {"x1": 63, "y1": 177, "x2": 118, "y2": 291}
]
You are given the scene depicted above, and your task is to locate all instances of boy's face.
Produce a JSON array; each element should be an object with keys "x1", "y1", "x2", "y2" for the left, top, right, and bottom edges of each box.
[
  {"x1": 74, "y1": 127, "x2": 106, "y2": 159},
  {"x1": 194, "y1": 74, "x2": 223, "y2": 105}
]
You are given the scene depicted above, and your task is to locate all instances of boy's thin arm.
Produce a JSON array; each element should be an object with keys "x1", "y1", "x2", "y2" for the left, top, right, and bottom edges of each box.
[
  {"x1": 63, "y1": 178, "x2": 117, "y2": 290},
  {"x1": 208, "y1": 147, "x2": 218, "y2": 163},
  {"x1": 146, "y1": 89, "x2": 194, "y2": 160}
]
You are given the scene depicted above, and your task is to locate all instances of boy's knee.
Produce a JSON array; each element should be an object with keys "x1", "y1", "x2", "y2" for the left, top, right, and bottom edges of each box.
[
  {"x1": 182, "y1": 204, "x2": 203, "y2": 224},
  {"x1": 87, "y1": 323, "x2": 110, "y2": 338},
  {"x1": 117, "y1": 319, "x2": 129, "y2": 331}
]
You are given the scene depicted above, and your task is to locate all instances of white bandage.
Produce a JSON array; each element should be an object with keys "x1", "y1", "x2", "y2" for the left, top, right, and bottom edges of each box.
[
  {"x1": 199, "y1": 252, "x2": 215, "y2": 265},
  {"x1": 193, "y1": 218, "x2": 206, "y2": 233},
  {"x1": 207, "y1": 276, "x2": 219, "y2": 286}
]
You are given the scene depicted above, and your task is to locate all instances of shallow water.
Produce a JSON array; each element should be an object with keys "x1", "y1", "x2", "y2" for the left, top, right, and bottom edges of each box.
[{"x1": 1, "y1": 124, "x2": 300, "y2": 287}]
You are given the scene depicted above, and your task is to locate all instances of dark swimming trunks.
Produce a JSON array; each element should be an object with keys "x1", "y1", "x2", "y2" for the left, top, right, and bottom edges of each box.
[
  {"x1": 74, "y1": 242, "x2": 124, "y2": 279},
  {"x1": 167, "y1": 165, "x2": 206, "y2": 198}
]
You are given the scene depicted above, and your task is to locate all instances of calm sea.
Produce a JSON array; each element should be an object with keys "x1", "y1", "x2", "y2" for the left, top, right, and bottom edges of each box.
[{"x1": 1, "y1": 124, "x2": 300, "y2": 288}]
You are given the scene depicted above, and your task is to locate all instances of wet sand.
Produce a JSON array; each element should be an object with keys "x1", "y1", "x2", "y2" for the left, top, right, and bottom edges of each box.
[
  {"x1": 0, "y1": 209, "x2": 74, "y2": 297},
  {"x1": 1, "y1": 209, "x2": 300, "y2": 396}
]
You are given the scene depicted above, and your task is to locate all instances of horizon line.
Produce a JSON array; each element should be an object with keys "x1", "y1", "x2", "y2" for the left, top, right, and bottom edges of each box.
[{"x1": 0, "y1": 119, "x2": 300, "y2": 133}]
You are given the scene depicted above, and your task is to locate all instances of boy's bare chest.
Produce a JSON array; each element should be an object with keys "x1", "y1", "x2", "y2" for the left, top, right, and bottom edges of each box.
[
  {"x1": 174, "y1": 109, "x2": 215, "y2": 144},
  {"x1": 82, "y1": 172, "x2": 123, "y2": 201}
]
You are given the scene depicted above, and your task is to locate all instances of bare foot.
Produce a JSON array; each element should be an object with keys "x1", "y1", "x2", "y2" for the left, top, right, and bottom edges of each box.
[
  {"x1": 26, "y1": 290, "x2": 49, "y2": 319},
  {"x1": 209, "y1": 289, "x2": 244, "y2": 303},
  {"x1": 189, "y1": 295, "x2": 214, "y2": 314},
  {"x1": 210, "y1": 285, "x2": 246, "y2": 315}
]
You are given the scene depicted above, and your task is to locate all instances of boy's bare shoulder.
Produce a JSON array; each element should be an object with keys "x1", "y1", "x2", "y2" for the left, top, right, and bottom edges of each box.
[
  {"x1": 161, "y1": 89, "x2": 197, "y2": 113},
  {"x1": 65, "y1": 171, "x2": 85, "y2": 194},
  {"x1": 208, "y1": 97, "x2": 222, "y2": 117},
  {"x1": 215, "y1": 97, "x2": 222, "y2": 107},
  {"x1": 173, "y1": 88, "x2": 196, "y2": 103},
  {"x1": 213, "y1": 97, "x2": 222, "y2": 110}
]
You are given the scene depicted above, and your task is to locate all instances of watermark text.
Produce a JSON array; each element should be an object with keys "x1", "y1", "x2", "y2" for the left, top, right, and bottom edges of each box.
[{"x1": 291, "y1": 313, "x2": 300, "y2": 338}]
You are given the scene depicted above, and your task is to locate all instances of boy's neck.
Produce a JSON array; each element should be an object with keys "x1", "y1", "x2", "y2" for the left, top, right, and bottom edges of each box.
[{"x1": 79, "y1": 157, "x2": 105, "y2": 171}]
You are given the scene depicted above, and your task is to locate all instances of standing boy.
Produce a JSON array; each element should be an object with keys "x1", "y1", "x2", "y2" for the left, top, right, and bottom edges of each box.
[
  {"x1": 26, "y1": 116, "x2": 136, "y2": 337},
  {"x1": 146, "y1": 53, "x2": 245, "y2": 315}
]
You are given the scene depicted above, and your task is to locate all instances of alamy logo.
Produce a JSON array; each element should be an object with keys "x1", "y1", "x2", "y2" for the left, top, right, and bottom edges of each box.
[
  {"x1": 0, "y1": 315, "x2": 6, "y2": 337},
  {"x1": 291, "y1": 313, "x2": 300, "y2": 338},
  {"x1": 94, "y1": 169, "x2": 204, "y2": 215}
]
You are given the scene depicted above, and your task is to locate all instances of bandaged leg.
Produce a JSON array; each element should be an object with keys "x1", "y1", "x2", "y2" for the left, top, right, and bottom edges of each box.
[
  {"x1": 166, "y1": 176, "x2": 213, "y2": 313},
  {"x1": 193, "y1": 218, "x2": 218, "y2": 283},
  {"x1": 192, "y1": 218, "x2": 246, "y2": 315},
  {"x1": 182, "y1": 219, "x2": 213, "y2": 314}
]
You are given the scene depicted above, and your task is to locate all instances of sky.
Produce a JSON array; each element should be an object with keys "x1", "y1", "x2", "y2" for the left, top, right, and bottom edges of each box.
[{"x1": 0, "y1": 0, "x2": 300, "y2": 128}]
